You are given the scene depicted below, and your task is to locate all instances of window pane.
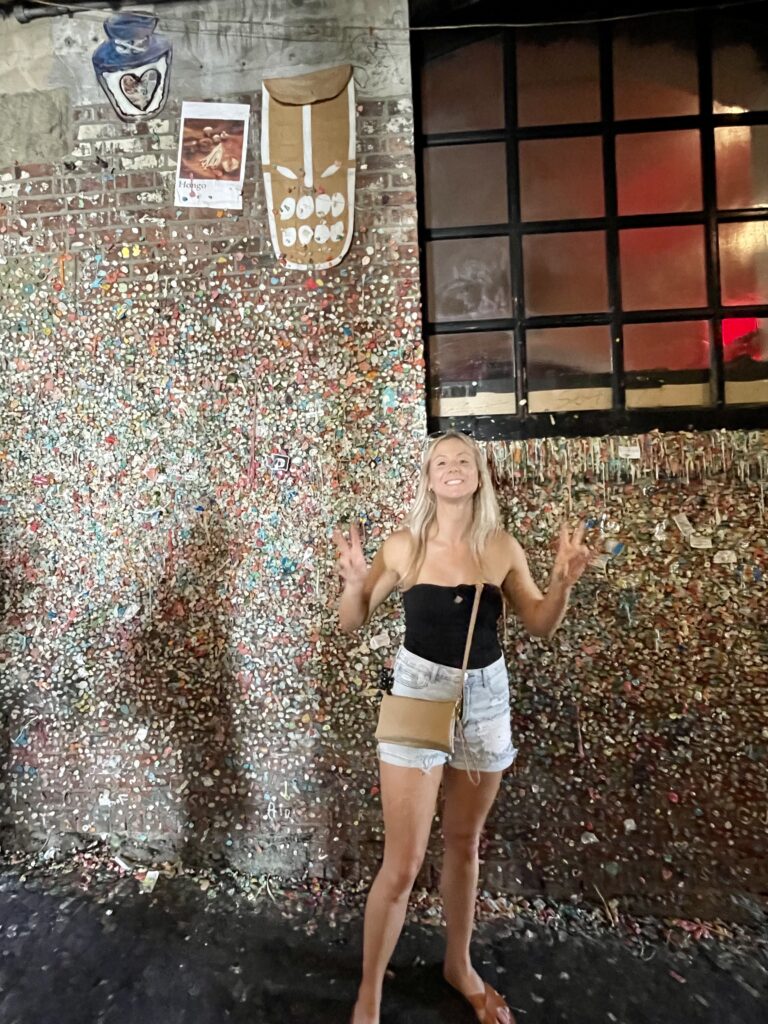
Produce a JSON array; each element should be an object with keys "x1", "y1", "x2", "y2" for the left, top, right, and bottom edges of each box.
[
  {"x1": 613, "y1": 20, "x2": 699, "y2": 119},
  {"x1": 426, "y1": 237, "x2": 512, "y2": 322},
  {"x1": 517, "y1": 27, "x2": 600, "y2": 127},
  {"x1": 616, "y1": 131, "x2": 702, "y2": 215},
  {"x1": 716, "y1": 126, "x2": 768, "y2": 209},
  {"x1": 423, "y1": 143, "x2": 508, "y2": 229},
  {"x1": 624, "y1": 321, "x2": 711, "y2": 408},
  {"x1": 523, "y1": 231, "x2": 608, "y2": 315},
  {"x1": 620, "y1": 226, "x2": 707, "y2": 310},
  {"x1": 519, "y1": 137, "x2": 604, "y2": 221},
  {"x1": 723, "y1": 316, "x2": 768, "y2": 404},
  {"x1": 421, "y1": 36, "x2": 504, "y2": 134},
  {"x1": 719, "y1": 220, "x2": 768, "y2": 305},
  {"x1": 713, "y1": 20, "x2": 768, "y2": 113},
  {"x1": 429, "y1": 331, "x2": 516, "y2": 416},
  {"x1": 526, "y1": 325, "x2": 612, "y2": 412}
]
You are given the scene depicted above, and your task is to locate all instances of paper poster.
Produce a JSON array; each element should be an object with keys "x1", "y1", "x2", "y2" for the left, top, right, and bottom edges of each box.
[
  {"x1": 689, "y1": 534, "x2": 713, "y2": 549},
  {"x1": 618, "y1": 444, "x2": 641, "y2": 460},
  {"x1": 261, "y1": 64, "x2": 356, "y2": 270},
  {"x1": 672, "y1": 513, "x2": 694, "y2": 538},
  {"x1": 713, "y1": 549, "x2": 737, "y2": 564},
  {"x1": 174, "y1": 101, "x2": 250, "y2": 210}
]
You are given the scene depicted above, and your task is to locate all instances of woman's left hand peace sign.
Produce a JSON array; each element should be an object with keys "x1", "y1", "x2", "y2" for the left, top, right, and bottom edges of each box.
[{"x1": 552, "y1": 521, "x2": 592, "y2": 586}]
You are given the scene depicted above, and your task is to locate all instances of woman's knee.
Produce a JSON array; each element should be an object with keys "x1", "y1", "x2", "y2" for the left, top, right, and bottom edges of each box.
[
  {"x1": 443, "y1": 828, "x2": 481, "y2": 862},
  {"x1": 379, "y1": 851, "x2": 424, "y2": 898}
]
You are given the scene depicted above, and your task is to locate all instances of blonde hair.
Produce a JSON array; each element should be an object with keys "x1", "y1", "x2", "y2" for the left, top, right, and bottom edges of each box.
[{"x1": 402, "y1": 431, "x2": 502, "y2": 584}]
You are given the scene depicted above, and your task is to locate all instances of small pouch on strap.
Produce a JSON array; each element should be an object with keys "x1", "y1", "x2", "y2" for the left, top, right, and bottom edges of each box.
[{"x1": 375, "y1": 583, "x2": 484, "y2": 757}]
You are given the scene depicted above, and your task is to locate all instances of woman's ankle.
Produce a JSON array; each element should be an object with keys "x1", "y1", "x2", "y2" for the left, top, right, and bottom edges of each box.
[
  {"x1": 350, "y1": 997, "x2": 379, "y2": 1024},
  {"x1": 443, "y1": 957, "x2": 474, "y2": 983},
  {"x1": 355, "y1": 981, "x2": 381, "y2": 1012}
]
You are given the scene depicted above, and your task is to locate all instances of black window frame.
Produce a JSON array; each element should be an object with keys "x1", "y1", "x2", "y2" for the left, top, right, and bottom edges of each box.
[{"x1": 413, "y1": 10, "x2": 768, "y2": 439}]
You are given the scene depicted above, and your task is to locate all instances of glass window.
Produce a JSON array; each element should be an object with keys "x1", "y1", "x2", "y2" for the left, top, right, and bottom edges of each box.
[
  {"x1": 723, "y1": 316, "x2": 768, "y2": 404},
  {"x1": 428, "y1": 331, "x2": 516, "y2": 416},
  {"x1": 415, "y1": 13, "x2": 768, "y2": 436},
  {"x1": 519, "y1": 137, "x2": 604, "y2": 221},
  {"x1": 624, "y1": 321, "x2": 711, "y2": 407},
  {"x1": 713, "y1": 22, "x2": 768, "y2": 113},
  {"x1": 423, "y1": 143, "x2": 508, "y2": 228},
  {"x1": 716, "y1": 126, "x2": 768, "y2": 209},
  {"x1": 421, "y1": 36, "x2": 505, "y2": 134},
  {"x1": 526, "y1": 325, "x2": 612, "y2": 412},
  {"x1": 516, "y1": 27, "x2": 600, "y2": 126},
  {"x1": 620, "y1": 226, "x2": 707, "y2": 310},
  {"x1": 426, "y1": 236, "x2": 512, "y2": 322},
  {"x1": 523, "y1": 231, "x2": 608, "y2": 315},
  {"x1": 613, "y1": 21, "x2": 699, "y2": 119},
  {"x1": 719, "y1": 220, "x2": 768, "y2": 306},
  {"x1": 616, "y1": 131, "x2": 702, "y2": 215}
]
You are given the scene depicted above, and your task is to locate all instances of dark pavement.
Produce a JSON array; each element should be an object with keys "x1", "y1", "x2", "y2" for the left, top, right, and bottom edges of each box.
[{"x1": 0, "y1": 863, "x2": 766, "y2": 1024}]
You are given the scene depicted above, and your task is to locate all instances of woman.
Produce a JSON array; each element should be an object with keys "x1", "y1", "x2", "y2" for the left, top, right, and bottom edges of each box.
[{"x1": 334, "y1": 431, "x2": 591, "y2": 1024}]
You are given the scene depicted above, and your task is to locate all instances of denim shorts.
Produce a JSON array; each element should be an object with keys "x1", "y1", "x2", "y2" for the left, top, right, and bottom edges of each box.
[{"x1": 377, "y1": 646, "x2": 518, "y2": 774}]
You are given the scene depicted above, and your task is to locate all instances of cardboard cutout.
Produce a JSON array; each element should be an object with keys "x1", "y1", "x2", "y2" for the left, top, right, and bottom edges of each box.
[{"x1": 261, "y1": 65, "x2": 356, "y2": 271}]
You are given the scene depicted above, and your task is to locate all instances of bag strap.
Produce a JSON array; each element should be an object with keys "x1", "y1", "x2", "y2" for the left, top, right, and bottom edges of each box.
[
  {"x1": 456, "y1": 582, "x2": 483, "y2": 716},
  {"x1": 460, "y1": 582, "x2": 484, "y2": 675},
  {"x1": 456, "y1": 581, "x2": 485, "y2": 787}
]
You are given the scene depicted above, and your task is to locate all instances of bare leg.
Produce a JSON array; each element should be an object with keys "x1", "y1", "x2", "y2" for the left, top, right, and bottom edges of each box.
[
  {"x1": 351, "y1": 761, "x2": 443, "y2": 1024},
  {"x1": 441, "y1": 766, "x2": 512, "y2": 1024}
]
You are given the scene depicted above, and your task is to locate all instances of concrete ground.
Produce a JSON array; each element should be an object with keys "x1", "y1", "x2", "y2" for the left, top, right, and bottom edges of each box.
[{"x1": 0, "y1": 863, "x2": 766, "y2": 1024}]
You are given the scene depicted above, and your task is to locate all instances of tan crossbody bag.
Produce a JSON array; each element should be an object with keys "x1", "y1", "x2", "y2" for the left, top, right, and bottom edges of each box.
[{"x1": 374, "y1": 582, "x2": 484, "y2": 755}]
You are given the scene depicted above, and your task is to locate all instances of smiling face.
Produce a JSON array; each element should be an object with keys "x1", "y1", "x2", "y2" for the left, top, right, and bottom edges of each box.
[{"x1": 427, "y1": 436, "x2": 480, "y2": 501}]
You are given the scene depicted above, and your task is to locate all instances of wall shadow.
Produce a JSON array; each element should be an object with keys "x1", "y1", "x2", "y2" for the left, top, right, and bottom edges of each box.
[
  {"x1": 0, "y1": 529, "x2": 26, "y2": 849},
  {"x1": 0, "y1": 541, "x2": 13, "y2": 843},
  {"x1": 131, "y1": 513, "x2": 248, "y2": 868}
]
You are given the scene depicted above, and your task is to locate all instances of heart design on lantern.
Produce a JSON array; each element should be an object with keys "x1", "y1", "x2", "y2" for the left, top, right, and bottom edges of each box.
[{"x1": 119, "y1": 68, "x2": 161, "y2": 111}]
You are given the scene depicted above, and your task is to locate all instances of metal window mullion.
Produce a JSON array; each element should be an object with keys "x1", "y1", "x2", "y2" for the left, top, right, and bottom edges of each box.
[
  {"x1": 436, "y1": 404, "x2": 768, "y2": 441},
  {"x1": 428, "y1": 211, "x2": 717, "y2": 243},
  {"x1": 411, "y1": 34, "x2": 438, "y2": 431},
  {"x1": 428, "y1": 299, "x2": 768, "y2": 334},
  {"x1": 516, "y1": 114, "x2": 700, "y2": 138},
  {"x1": 719, "y1": 209, "x2": 768, "y2": 223},
  {"x1": 423, "y1": 128, "x2": 508, "y2": 148},
  {"x1": 698, "y1": 13, "x2": 725, "y2": 409},
  {"x1": 504, "y1": 29, "x2": 527, "y2": 423},
  {"x1": 429, "y1": 317, "x2": 518, "y2": 334},
  {"x1": 425, "y1": 223, "x2": 510, "y2": 241},
  {"x1": 599, "y1": 22, "x2": 624, "y2": 412}
]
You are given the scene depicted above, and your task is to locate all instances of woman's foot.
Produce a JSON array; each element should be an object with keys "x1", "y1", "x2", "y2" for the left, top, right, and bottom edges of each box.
[{"x1": 444, "y1": 964, "x2": 514, "y2": 1024}]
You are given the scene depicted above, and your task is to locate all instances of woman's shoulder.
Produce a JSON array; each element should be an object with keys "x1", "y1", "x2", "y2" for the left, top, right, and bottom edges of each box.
[
  {"x1": 483, "y1": 528, "x2": 525, "y2": 564},
  {"x1": 484, "y1": 526, "x2": 518, "y2": 548},
  {"x1": 382, "y1": 528, "x2": 414, "y2": 556},
  {"x1": 380, "y1": 529, "x2": 415, "y2": 575}
]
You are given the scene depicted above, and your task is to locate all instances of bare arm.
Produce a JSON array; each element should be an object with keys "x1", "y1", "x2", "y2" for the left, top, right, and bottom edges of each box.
[
  {"x1": 333, "y1": 525, "x2": 402, "y2": 633},
  {"x1": 502, "y1": 523, "x2": 591, "y2": 639}
]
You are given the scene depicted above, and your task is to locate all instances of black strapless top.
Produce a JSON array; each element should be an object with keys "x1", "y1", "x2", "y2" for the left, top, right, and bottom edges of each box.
[{"x1": 401, "y1": 583, "x2": 503, "y2": 669}]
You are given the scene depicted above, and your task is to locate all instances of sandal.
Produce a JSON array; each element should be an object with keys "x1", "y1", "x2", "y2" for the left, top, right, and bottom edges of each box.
[
  {"x1": 444, "y1": 978, "x2": 518, "y2": 1019},
  {"x1": 451, "y1": 980, "x2": 516, "y2": 1024}
]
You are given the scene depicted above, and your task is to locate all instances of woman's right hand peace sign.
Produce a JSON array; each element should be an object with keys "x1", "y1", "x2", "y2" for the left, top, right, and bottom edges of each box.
[{"x1": 333, "y1": 523, "x2": 369, "y2": 589}]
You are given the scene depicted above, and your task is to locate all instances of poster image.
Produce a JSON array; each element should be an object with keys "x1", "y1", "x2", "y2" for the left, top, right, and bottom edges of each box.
[{"x1": 175, "y1": 101, "x2": 250, "y2": 210}]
